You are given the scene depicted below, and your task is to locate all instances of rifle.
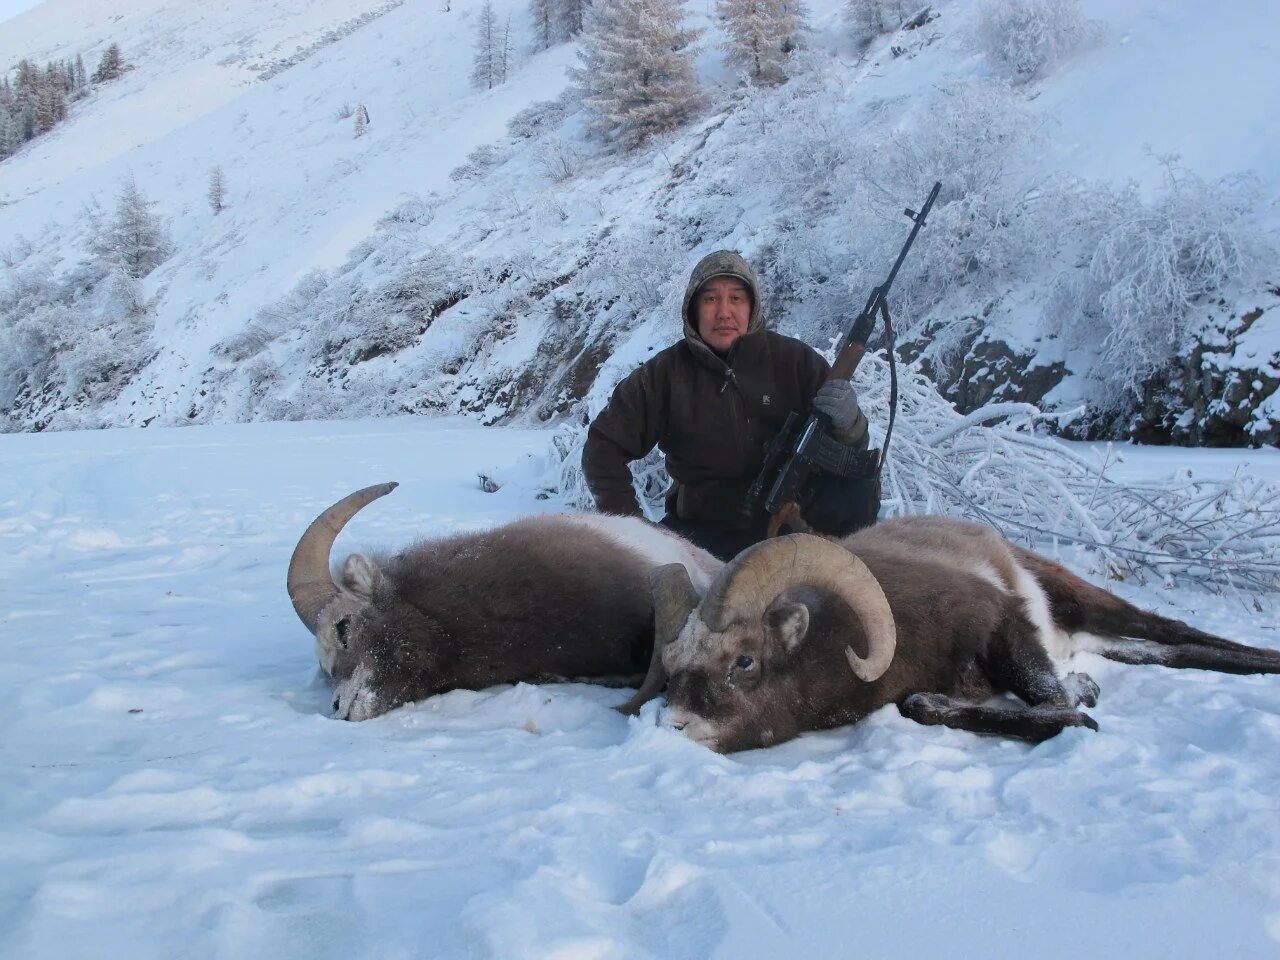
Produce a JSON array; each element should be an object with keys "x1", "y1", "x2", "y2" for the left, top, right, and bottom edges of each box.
[{"x1": 746, "y1": 181, "x2": 942, "y2": 538}]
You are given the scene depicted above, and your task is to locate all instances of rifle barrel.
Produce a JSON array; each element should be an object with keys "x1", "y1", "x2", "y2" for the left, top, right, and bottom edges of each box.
[
  {"x1": 835, "y1": 181, "x2": 940, "y2": 362},
  {"x1": 880, "y1": 180, "x2": 941, "y2": 296}
]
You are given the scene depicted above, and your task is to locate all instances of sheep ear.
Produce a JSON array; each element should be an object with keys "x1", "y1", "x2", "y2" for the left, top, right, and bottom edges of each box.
[
  {"x1": 764, "y1": 600, "x2": 810, "y2": 652},
  {"x1": 341, "y1": 553, "x2": 382, "y2": 598}
]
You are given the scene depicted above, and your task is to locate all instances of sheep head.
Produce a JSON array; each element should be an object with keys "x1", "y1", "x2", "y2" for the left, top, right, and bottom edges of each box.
[
  {"x1": 659, "y1": 534, "x2": 896, "y2": 753},
  {"x1": 287, "y1": 482, "x2": 444, "y2": 720}
]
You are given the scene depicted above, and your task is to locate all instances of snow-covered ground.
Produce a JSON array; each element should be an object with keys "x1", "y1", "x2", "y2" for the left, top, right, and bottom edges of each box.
[{"x1": 4, "y1": 419, "x2": 1279, "y2": 958}]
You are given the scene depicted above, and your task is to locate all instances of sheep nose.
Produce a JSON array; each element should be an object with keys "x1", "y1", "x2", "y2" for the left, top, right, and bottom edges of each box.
[{"x1": 332, "y1": 696, "x2": 341, "y2": 714}]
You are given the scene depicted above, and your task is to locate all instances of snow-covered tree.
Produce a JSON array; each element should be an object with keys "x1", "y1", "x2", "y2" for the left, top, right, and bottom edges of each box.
[
  {"x1": 573, "y1": 0, "x2": 701, "y2": 150},
  {"x1": 499, "y1": 19, "x2": 512, "y2": 84},
  {"x1": 34, "y1": 73, "x2": 62, "y2": 133},
  {"x1": 557, "y1": 0, "x2": 591, "y2": 39},
  {"x1": 208, "y1": 166, "x2": 227, "y2": 214},
  {"x1": 717, "y1": 0, "x2": 808, "y2": 85},
  {"x1": 354, "y1": 103, "x2": 369, "y2": 137},
  {"x1": 472, "y1": 1, "x2": 503, "y2": 90},
  {"x1": 94, "y1": 177, "x2": 171, "y2": 278},
  {"x1": 0, "y1": 110, "x2": 16, "y2": 157},
  {"x1": 530, "y1": 0, "x2": 556, "y2": 50},
  {"x1": 92, "y1": 43, "x2": 124, "y2": 84}
]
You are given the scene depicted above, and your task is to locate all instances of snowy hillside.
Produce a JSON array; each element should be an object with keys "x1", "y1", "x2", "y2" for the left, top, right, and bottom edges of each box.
[
  {"x1": 4, "y1": 419, "x2": 1280, "y2": 958},
  {"x1": 1, "y1": 0, "x2": 1278, "y2": 441}
]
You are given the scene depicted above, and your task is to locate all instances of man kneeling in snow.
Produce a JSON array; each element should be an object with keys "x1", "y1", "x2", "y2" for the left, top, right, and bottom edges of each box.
[{"x1": 582, "y1": 250, "x2": 879, "y2": 561}]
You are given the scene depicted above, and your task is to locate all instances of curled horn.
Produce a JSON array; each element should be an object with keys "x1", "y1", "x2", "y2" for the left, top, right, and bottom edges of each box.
[
  {"x1": 615, "y1": 563, "x2": 702, "y2": 716},
  {"x1": 287, "y1": 482, "x2": 399, "y2": 633},
  {"x1": 698, "y1": 534, "x2": 896, "y2": 682}
]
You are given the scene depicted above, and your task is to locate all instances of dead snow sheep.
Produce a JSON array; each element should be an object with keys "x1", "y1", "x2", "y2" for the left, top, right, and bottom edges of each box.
[
  {"x1": 629, "y1": 516, "x2": 1280, "y2": 752},
  {"x1": 286, "y1": 483, "x2": 721, "y2": 720}
]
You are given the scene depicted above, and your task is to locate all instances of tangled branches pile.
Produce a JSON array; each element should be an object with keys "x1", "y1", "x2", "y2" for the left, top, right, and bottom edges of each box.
[{"x1": 546, "y1": 354, "x2": 1280, "y2": 594}]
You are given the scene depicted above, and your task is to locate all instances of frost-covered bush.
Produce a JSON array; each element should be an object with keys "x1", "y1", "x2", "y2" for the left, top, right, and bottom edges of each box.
[
  {"x1": 852, "y1": 79, "x2": 1054, "y2": 327},
  {"x1": 536, "y1": 139, "x2": 584, "y2": 182},
  {"x1": 844, "y1": 0, "x2": 916, "y2": 47},
  {"x1": 450, "y1": 143, "x2": 505, "y2": 182},
  {"x1": 0, "y1": 253, "x2": 155, "y2": 422},
  {"x1": 975, "y1": 0, "x2": 1103, "y2": 83},
  {"x1": 546, "y1": 351, "x2": 1280, "y2": 591},
  {"x1": 213, "y1": 269, "x2": 330, "y2": 361},
  {"x1": 54, "y1": 272, "x2": 156, "y2": 403},
  {"x1": 506, "y1": 95, "x2": 574, "y2": 140},
  {"x1": 376, "y1": 194, "x2": 438, "y2": 233},
  {"x1": 1047, "y1": 163, "x2": 1270, "y2": 406}
]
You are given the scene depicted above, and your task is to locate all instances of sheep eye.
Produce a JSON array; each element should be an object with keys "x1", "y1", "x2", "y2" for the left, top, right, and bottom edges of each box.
[
  {"x1": 734, "y1": 655, "x2": 755, "y2": 671},
  {"x1": 334, "y1": 618, "x2": 350, "y2": 648}
]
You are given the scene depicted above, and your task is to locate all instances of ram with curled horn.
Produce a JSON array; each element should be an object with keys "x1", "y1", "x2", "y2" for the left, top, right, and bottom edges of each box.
[
  {"x1": 627, "y1": 516, "x2": 1280, "y2": 753},
  {"x1": 287, "y1": 483, "x2": 722, "y2": 720}
]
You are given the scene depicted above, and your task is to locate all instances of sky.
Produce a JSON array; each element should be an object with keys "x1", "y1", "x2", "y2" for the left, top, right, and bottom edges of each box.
[{"x1": 0, "y1": 0, "x2": 41, "y2": 25}]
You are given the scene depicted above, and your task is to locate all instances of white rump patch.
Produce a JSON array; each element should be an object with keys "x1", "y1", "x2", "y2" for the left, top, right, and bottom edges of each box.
[
  {"x1": 1010, "y1": 562, "x2": 1076, "y2": 661},
  {"x1": 968, "y1": 559, "x2": 1008, "y2": 592},
  {"x1": 1063, "y1": 631, "x2": 1111, "y2": 657},
  {"x1": 560, "y1": 515, "x2": 722, "y2": 592}
]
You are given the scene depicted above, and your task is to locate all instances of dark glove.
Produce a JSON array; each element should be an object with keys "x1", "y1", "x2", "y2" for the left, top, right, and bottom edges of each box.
[{"x1": 813, "y1": 379, "x2": 865, "y2": 444}]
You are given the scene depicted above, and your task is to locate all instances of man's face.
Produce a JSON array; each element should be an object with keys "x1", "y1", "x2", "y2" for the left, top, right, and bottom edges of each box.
[{"x1": 695, "y1": 277, "x2": 752, "y2": 353}]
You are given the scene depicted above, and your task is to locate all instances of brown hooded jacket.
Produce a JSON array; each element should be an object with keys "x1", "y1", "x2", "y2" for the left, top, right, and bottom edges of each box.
[{"x1": 582, "y1": 250, "x2": 868, "y2": 526}]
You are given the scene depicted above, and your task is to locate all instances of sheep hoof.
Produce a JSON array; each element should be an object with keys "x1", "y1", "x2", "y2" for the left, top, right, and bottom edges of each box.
[
  {"x1": 1071, "y1": 710, "x2": 1100, "y2": 732},
  {"x1": 900, "y1": 692, "x2": 954, "y2": 725},
  {"x1": 1063, "y1": 672, "x2": 1100, "y2": 708}
]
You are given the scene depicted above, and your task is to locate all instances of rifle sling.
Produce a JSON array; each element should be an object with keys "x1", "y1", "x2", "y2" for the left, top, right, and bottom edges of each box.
[
  {"x1": 878, "y1": 298, "x2": 897, "y2": 480},
  {"x1": 808, "y1": 299, "x2": 898, "y2": 481}
]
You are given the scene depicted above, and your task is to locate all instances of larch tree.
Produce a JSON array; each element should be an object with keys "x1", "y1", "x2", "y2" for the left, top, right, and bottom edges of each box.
[
  {"x1": 557, "y1": 0, "x2": 591, "y2": 39},
  {"x1": 530, "y1": 0, "x2": 556, "y2": 50},
  {"x1": 208, "y1": 166, "x2": 227, "y2": 214},
  {"x1": 717, "y1": 0, "x2": 808, "y2": 85},
  {"x1": 92, "y1": 43, "x2": 124, "y2": 83},
  {"x1": 471, "y1": 1, "x2": 502, "y2": 90},
  {"x1": 573, "y1": 0, "x2": 701, "y2": 150},
  {"x1": 96, "y1": 177, "x2": 172, "y2": 278}
]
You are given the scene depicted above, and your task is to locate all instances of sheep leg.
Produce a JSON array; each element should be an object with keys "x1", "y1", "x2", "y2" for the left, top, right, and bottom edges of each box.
[
  {"x1": 981, "y1": 605, "x2": 1097, "y2": 711},
  {"x1": 900, "y1": 692, "x2": 1098, "y2": 743},
  {"x1": 1095, "y1": 638, "x2": 1280, "y2": 675},
  {"x1": 1014, "y1": 547, "x2": 1280, "y2": 669},
  {"x1": 899, "y1": 604, "x2": 1100, "y2": 743}
]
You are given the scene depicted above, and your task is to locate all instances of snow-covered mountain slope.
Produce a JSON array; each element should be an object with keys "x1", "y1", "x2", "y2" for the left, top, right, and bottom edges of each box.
[
  {"x1": 1, "y1": 0, "x2": 574, "y2": 404},
  {"x1": 4, "y1": 418, "x2": 1280, "y2": 958},
  {"x1": 1, "y1": 0, "x2": 1277, "y2": 439}
]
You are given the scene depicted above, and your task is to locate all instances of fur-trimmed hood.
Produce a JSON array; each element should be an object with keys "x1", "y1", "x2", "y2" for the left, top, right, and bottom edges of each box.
[{"x1": 681, "y1": 250, "x2": 766, "y2": 360}]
